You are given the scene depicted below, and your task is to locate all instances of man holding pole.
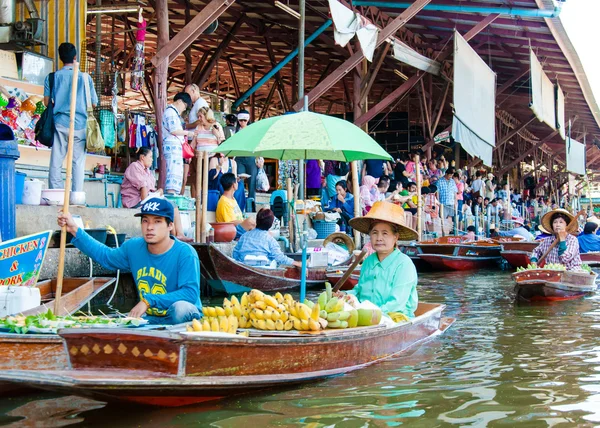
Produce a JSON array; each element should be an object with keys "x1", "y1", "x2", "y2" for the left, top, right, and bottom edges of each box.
[
  {"x1": 57, "y1": 198, "x2": 202, "y2": 324},
  {"x1": 44, "y1": 43, "x2": 98, "y2": 192}
]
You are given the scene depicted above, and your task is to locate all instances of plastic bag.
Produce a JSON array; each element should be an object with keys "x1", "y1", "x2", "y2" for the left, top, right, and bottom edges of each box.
[{"x1": 256, "y1": 167, "x2": 270, "y2": 192}]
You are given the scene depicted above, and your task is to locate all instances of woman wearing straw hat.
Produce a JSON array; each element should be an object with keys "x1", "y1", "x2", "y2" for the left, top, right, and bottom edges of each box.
[
  {"x1": 336, "y1": 201, "x2": 420, "y2": 319},
  {"x1": 530, "y1": 209, "x2": 582, "y2": 270}
]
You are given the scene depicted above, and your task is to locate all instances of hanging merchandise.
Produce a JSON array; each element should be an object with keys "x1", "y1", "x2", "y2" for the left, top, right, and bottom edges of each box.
[
  {"x1": 131, "y1": 10, "x2": 146, "y2": 91},
  {"x1": 99, "y1": 110, "x2": 116, "y2": 149}
]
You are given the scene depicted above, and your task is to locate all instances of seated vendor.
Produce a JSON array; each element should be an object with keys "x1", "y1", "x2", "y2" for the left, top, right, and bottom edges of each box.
[
  {"x1": 325, "y1": 180, "x2": 355, "y2": 232},
  {"x1": 215, "y1": 172, "x2": 256, "y2": 239},
  {"x1": 493, "y1": 218, "x2": 534, "y2": 241},
  {"x1": 233, "y1": 208, "x2": 302, "y2": 267},
  {"x1": 578, "y1": 221, "x2": 600, "y2": 253},
  {"x1": 462, "y1": 225, "x2": 476, "y2": 242},
  {"x1": 337, "y1": 201, "x2": 419, "y2": 318},
  {"x1": 57, "y1": 198, "x2": 202, "y2": 325},
  {"x1": 530, "y1": 209, "x2": 582, "y2": 270}
]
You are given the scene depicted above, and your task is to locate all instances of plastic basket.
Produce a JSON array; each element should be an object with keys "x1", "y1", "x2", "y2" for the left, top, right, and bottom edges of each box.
[
  {"x1": 313, "y1": 220, "x2": 337, "y2": 239},
  {"x1": 164, "y1": 194, "x2": 195, "y2": 211}
]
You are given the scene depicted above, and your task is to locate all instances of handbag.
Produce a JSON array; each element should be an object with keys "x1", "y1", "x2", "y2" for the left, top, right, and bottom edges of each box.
[
  {"x1": 35, "y1": 72, "x2": 55, "y2": 147},
  {"x1": 182, "y1": 141, "x2": 194, "y2": 160},
  {"x1": 83, "y1": 75, "x2": 105, "y2": 153}
]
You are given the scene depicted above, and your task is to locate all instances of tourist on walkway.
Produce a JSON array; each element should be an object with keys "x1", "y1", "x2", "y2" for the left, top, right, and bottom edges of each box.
[
  {"x1": 162, "y1": 92, "x2": 193, "y2": 194},
  {"x1": 234, "y1": 109, "x2": 258, "y2": 203},
  {"x1": 45, "y1": 43, "x2": 98, "y2": 192},
  {"x1": 437, "y1": 167, "x2": 458, "y2": 219},
  {"x1": 57, "y1": 198, "x2": 202, "y2": 324},
  {"x1": 530, "y1": 209, "x2": 582, "y2": 270},
  {"x1": 340, "y1": 201, "x2": 419, "y2": 318},
  {"x1": 577, "y1": 221, "x2": 600, "y2": 253},
  {"x1": 182, "y1": 84, "x2": 209, "y2": 194},
  {"x1": 233, "y1": 208, "x2": 301, "y2": 267},
  {"x1": 359, "y1": 175, "x2": 378, "y2": 215}
]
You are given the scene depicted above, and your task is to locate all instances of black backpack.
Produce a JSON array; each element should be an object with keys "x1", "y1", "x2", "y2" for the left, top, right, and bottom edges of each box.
[{"x1": 35, "y1": 72, "x2": 55, "y2": 147}]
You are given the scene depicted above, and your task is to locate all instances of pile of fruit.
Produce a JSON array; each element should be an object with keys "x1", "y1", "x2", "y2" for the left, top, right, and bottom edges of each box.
[
  {"x1": 187, "y1": 286, "x2": 382, "y2": 334},
  {"x1": 516, "y1": 263, "x2": 566, "y2": 272},
  {"x1": 0, "y1": 309, "x2": 146, "y2": 334}
]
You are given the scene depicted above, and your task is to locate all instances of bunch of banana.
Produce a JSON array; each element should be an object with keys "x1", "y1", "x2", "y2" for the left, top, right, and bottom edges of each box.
[
  {"x1": 516, "y1": 262, "x2": 566, "y2": 273},
  {"x1": 313, "y1": 286, "x2": 359, "y2": 329},
  {"x1": 186, "y1": 315, "x2": 239, "y2": 335}
]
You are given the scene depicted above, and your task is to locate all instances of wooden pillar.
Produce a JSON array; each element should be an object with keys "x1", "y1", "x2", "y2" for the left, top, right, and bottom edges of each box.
[
  {"x1": 454, "y1": 143, "x2": 460, "y2": 169},
  {"x1": 352, "y1": 67, "x2": 363, "y2": 248},
  {"x1": 184, "y1": 2, "x2": 192, "y2": 85},
  {"x1": 416, "y1": 154, "x2": 422, "y2": 241},
  {"x1": 154, "y1": 0, "x2": 169, "y2": 190}
]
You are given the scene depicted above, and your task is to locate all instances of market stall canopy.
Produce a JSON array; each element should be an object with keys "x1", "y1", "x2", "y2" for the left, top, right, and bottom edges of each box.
[
  {"x1": 566, "y1": 137, "x2": 585, "y2": 175},
  {"x1": 451, "y1": 31, "x2": 496, "y2": 167},
  {"x1": 530, "y1": 49, "x2": 557, "y2": 132},
  {"x1": 215, "y1": 111, "x2": 392, "y2": 161}
]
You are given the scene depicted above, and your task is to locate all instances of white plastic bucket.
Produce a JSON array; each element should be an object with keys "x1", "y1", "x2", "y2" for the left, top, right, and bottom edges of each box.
[
  {"x1": 0, "y1": 286, "x2": 41, "y2": 317},
  {"x1": 22, "y1": 179, "x2": 43, "y2": 205}
]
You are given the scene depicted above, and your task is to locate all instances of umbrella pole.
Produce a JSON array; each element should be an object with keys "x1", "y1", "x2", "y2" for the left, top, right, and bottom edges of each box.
[
  {"x1": 55, "y1": 62, "x2": 80, "y2": 315},
  {"x1": 416, "y1": 155, "x2": 422, "y2": 241},
  {"x1": 300, "y1": 218, "x2": 307, "y2": 303},
  {"x1": 287, "y1": 178, "x2": 294, "y2": 251},
  {"x1": 351, "y1": 160, "x2": 360, "y2": 248},
  {"x1": 201, "y1": 152, "x2": 209, "y2": 243},
  {"x1": 195, "y1": 154, "x2": 202, "y2": 243}
]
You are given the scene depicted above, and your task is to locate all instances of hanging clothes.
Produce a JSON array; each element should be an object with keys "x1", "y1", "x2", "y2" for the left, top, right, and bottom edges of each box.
[{"x1": 130, "y1": 18, "x2": 147, "y2": 91}]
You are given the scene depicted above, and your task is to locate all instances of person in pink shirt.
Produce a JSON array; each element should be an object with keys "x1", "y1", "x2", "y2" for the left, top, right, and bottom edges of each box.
[{"x1": 121, "y1": 147, "x2": 158, "y2": 208}]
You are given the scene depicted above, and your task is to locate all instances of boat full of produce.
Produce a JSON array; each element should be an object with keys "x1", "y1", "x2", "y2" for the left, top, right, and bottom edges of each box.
[{"x1": 0, "y1": 288, "x2": 454, "y2": 407}]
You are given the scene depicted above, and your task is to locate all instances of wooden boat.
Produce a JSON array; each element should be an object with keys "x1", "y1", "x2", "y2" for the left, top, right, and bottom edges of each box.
[
  {"x1": 397, "y1": 243, "x2": 430, "y2": 271},
  {"x1": 0, "y1": 302, "x2": 453, "y2": 407},
  {"x1": 492, "y1": 237, "x2": 540, "y2": 269},
  {"x1": 512, "y1": 269, "x2": 598, "y2": 302},
  {"x1": 581, "y1": 252, "x2": 600, "y2": 267},
  {"x1": 414, "y1": 237, "x2": 502, "y2": 271},
  {"x1": 0, "y1": 277, "x2": 116, "y2": 393},
  {"x1": 325, "y1": 268, "x2": 361, "y2": 290},
  {"x1": 195, "y1": 244, "x2": 347, "y2": 293}
]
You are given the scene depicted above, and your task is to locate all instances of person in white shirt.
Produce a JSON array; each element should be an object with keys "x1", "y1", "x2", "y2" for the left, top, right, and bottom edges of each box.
[
  {"x1": 471, "y1": 171, "x2": 483, "y2": 197},
  {"x1": 181, "y1": 84, "x2": 209, "y2": 194}
]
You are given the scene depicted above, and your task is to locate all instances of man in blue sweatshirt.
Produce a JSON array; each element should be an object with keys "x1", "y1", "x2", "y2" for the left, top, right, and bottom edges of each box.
[{"x1": 57, "y1": 197, "x2": 201, "y2": 324}]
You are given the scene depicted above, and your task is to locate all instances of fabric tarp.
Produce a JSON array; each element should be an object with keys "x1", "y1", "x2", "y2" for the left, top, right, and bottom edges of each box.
[
  {"x1": 451, "y1": 31, "x2": 496, "y2": 167},
  {"x1": 556, "y1": 84, "x2": 566, "y2": 140},
  {"x1": 566, "y1": 137, "x2": 586, "y2": 175},
  {"x1": 392, "y1": 41, "x2": 441, "y2": 75},
  {"x1": 530, "y1": 49, "x2": 556, "y2": 130},
  {"x1": 329, "y1": 0, "x2": 378, "y2": 61}
]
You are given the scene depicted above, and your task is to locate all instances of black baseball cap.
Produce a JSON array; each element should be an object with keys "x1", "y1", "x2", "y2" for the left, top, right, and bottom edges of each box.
[{"x1": 134, "y1": 198, "x2": 174, "y2": 223}]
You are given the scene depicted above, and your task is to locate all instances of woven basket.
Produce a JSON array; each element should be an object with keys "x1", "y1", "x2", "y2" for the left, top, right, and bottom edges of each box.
[{"x1": 313, "y1": 220, "x2": 337, "y2": 239}]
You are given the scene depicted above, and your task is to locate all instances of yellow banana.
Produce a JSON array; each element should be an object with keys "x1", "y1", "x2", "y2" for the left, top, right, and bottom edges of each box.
[
  {"x1": 311, "y1": 304, "x2": 320, "y2": 321},
  {"x1": 263, "y1": 308, "x2": 274, "y2": 320},
  {"x1": 223, "y1": 297, "x2": 231, "y2": 307},
  {"x1": 249, "y1": 289, "x2": 265, "y2": 302},
  {"x1": 215, "y1": 307, "x2": 226, "y2": 317},
  {"x1": 202, "y1": 319, "x2": 211, "y2": 331},
  {"x1": 333, "y1": 299, "x2": 345, "y2": 313},
  {"x1": 219, "y1": 316, "x2": 229, "y2": 332},
  {"x1": 271, "y1": 310, "x2": 281, "y2": 321},
  {"x1": 280, "y1": 311, "x2": 289, "y2": 322},
  {"x1": 265, "y1": 319, "x2": 276, "y2": 330},
  {"x1": 254, "y1": 301, "x2": 267, "y2": 310},
  {"x1": 264, "y1": 295, "x2": 278, "y2": 309},
  {"x1": 284, "y1": 320, "x2": 294, "y2": 331},
  {"x1": 308, "y1": 318, "x2": 320, "y2": 332},
  {"x1": 239, "y1": 315, "x2": 249, "y2": 329},
  {"x1": 207, "y1": 307, "x2": 217, "y2": 317},
  {"x1": 186, "y1": 325, "x2": 194, "y2": 332},
  {"x1": 292, "y1": 316, "x2": 302, "y2": 331},
  {"x1": 230, "y1": 295, "x2": 240, "y2": 307},
  {"x1": 274, "y1": 292, "x2": 284, "y2": 304},
  {"x1": 224, "y1": 305, "x2": 233, "y2": 317},
  {"x1": 275, "y1": 319, "x2": 284, "y2": 331},
  {"x1": 301, "y1": 319, "x2": 310, "y2": 331},
  {"x1": 228, "y1": 315, "x2": 238, "y2": 334},
  {"x1": 201, "y1": 307, "x2": 209, "y2": 317},
  {"x1": 241, "y1": 292, "x2": 249, "y2": 307},
  {"x1": 238, "y1": 330, "x2": 250, "y2": 337},
  {"x1": 288, "y1": 304, "x2": 298, "y2": 318},
  {"x1": 252, "y1": 308, "x2": 265, "y2": 320},
  {"x1": 232, "y1": 304, "x2": 242, "y2": 318},
  {"x1": 297, "y1": 303, "x2": 311, "y2": 321},
  {"x1": 210, "y1": 318, "x2": 220, "y2": 332},
  {"x1": 256, "y1": 319, "x2": 267, "y2": 330},
  {"x1": 192, "y1": 319, "x2": 203, "y2": 332}
]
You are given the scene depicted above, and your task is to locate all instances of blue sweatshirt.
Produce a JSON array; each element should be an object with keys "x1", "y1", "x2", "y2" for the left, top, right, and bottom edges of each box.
[
  {"x1": 325, "y1": 193, "x2": 355, "y2": 218},
  {"x1": 72, "y1": 229, "x2": 201, "y2": 316}
]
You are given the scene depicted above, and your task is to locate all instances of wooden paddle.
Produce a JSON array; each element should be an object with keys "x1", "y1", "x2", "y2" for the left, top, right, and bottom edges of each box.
[
  {"x1": 55, "y1": 62, "x2": 80, "y2": 314},
  {"x1": 333, "y1": 249, "x2": 367, "y2": 293},
  {"x1": 537, "y1": 209, "x2": 585, "y2": 265}
]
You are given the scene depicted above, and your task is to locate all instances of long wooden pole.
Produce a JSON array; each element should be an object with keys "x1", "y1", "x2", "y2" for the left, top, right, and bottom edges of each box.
[
  {"x1": 351, "y1": 160, "x2": 360, "y2": 248},
  {"x1": 415, "y1": 155, "x2": 422, "y2": 241},
  {"x1": 287, "y1": 178, "x2": 294, "y2": 251},
  {"x1": 55, "y1": 62, "x2": 80, "y2": 314},
  {"x1": 195, "y1": 154, "x2": 202, "y2": 242},
  {"x1": 201, "y1": 152, "x2": 209, "y2": 242}
]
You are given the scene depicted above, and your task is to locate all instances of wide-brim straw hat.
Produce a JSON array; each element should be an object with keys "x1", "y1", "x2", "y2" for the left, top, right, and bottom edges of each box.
[
  {"x1": 540, "y1": 208, "x2": 576, "y2": 234},
  {"x1": 587, "y1": 216, "x2": 600, "y2": 227},
  {"x1": 323, "y1": 232, "x2": 355, "y2": 253},
  {"x1": 349, "y1": 201, "x2": 419, "y2": 241}
]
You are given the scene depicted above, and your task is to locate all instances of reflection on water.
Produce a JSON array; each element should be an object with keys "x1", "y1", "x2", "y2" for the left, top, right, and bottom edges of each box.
[{"x1": 1, "y1": 269, "x2": 600, "y2": 427}]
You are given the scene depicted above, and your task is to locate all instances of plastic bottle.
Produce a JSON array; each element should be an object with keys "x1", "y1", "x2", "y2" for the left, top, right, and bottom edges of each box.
[{"x1": 208, "y1": 226, "x2": 215, "y2": 243}]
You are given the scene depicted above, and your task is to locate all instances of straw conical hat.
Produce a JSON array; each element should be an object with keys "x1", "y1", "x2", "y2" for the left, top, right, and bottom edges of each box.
[
  {"x1": 540, "y1": 208, "x2": 576, "y2": 234},
  {"x1": 349, "y1": 201, "x2": 418, "y2": 241}
]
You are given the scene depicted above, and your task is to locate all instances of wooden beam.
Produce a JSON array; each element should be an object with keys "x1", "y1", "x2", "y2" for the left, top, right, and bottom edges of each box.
[
  {"x1": 359, "y1": 43, "x2": 390, "y2": 104},
  {"x1": 357, "y1": 14, "x2": 500, "y2": 129},
  {"x1": 196, "y1": 15, "x2": 245, "y2": 88},
  {"x1": 151, "y1": 0, "x2": 236, "y2": 67},
  {"x1": 264, "y1": 36, "x2": 291, "y2": 112},
  {"x1": 154, "y1": 0, "x2": 169, "y2": 190},
  {"x1": 293, "y1": 0, "x2": 432, "y2": 111},
  {"x1": 259, "y1": 83, "x2": 278, "y2": 120},
  {"x1": 227, "y1": 59, "x2": 241, "y2": 99}
]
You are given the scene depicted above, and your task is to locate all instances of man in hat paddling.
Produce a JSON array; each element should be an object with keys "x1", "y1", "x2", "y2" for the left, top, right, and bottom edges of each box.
[{"x1": 57, "y1": 198, "x2": 202, "y2": 324}]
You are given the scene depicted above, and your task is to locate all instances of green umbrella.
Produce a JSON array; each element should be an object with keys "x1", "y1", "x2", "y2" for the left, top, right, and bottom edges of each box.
[{"x1": 215, "y1": 111, "x2": 392, "y2": 161}]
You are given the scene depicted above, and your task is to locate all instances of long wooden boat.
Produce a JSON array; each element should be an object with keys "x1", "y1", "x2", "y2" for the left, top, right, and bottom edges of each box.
[
  {"x1": 581, "y1": 252, "x2": 600, "y2": 267},
  {"x1": 195, "y1": 244, "x2": 331, "y2": 293},
  {"x1": 0, "y1": 277, "x2": 116, "y2": 393},
  {"x1": 0, "y1": 303, "x2": 454, "y2": 407},
  {"x1": 492, "y1": 238, "x2": 540, "y2": 269},
  {"x1": 513, "y1": 269, "x2": 598, "y2": 302},
  {"x1": 325, "y1": 268, "x2": 361, "y2": 290},
  {"x1": 413, "y1": 237, "x2": 502, "y2": 271}
]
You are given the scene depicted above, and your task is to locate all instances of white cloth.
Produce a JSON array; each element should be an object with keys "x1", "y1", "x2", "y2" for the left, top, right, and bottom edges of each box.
[
  {"x1": 392, "y1": 41, "x2": 441, "y2": 75},
  {"x1": 328, "y1": 0, "x2": 379, "y2": 61}
]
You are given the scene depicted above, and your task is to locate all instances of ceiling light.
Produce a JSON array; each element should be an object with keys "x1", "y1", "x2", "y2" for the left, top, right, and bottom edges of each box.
[
  {"x1": 87, "y1": 5, "x2": 141, "y2": 14},
  {"x1": 274, "y1": 1, "x2": 301, "y2": 19},
  {"x1": 394, "y1": 69, "x2": 408, "y2": 80}
]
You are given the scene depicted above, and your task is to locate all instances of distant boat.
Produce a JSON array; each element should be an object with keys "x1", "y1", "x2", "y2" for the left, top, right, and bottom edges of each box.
[
  {"x1": 492, "y1": 237, "x2": 540, "y2": 269},
  {"x1": 513, "y1": 269, "x2": 598, "y2": 302}
]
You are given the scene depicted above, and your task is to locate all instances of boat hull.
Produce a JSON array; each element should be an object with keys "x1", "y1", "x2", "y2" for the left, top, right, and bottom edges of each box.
[
  {"x1": 0, "y1": 303, "x2": 453, "y2": 407},
  {"x1": 514, "y1": 281, "x2": 597, "y2": 302},
  {"x1": 581, "y1": 252, "x2": 600, "y2": 266},
  {"x1": 501, "y1": 250, "x2": 532, "y2": 269},
  {"x1": 512, "y1": 269, "x2": 598, "y2": 302},
  {"x1": 0, "y1": 277, "x2": 116, "y2": 394},
  {"x1": 418, "y1": 254, "x2": 501, "y2": 271}
]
